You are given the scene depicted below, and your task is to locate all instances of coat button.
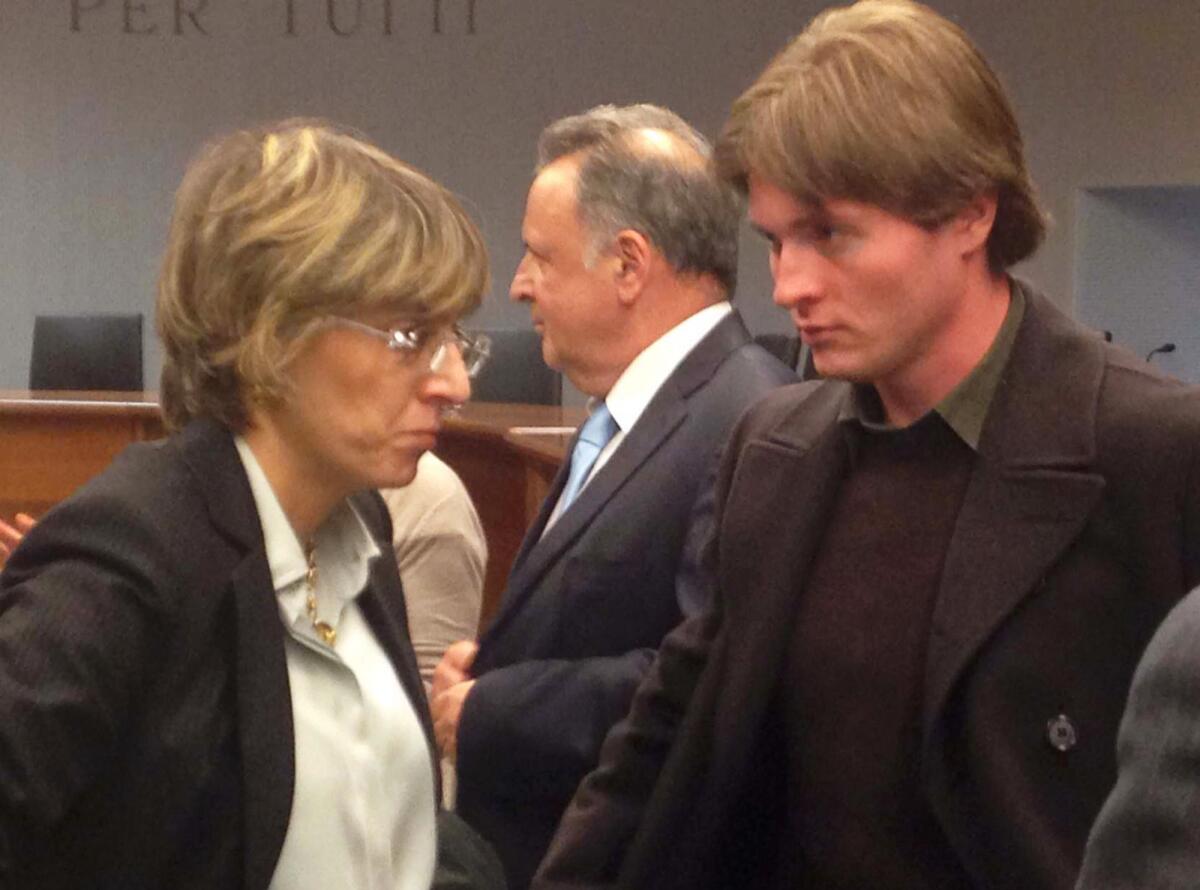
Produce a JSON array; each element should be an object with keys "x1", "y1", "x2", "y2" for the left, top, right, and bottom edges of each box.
[{"x1": 1046, "y1": 714, "x2": 1078, "y2": 752}]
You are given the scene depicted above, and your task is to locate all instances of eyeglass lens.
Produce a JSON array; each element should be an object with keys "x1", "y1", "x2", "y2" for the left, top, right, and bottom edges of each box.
[{"x1": 430, "y1": 331, "x2": 489, "y2": 378}]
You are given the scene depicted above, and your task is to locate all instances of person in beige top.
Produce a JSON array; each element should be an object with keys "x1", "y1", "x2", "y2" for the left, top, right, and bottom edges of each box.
[{"x1": 381, "y1": 451, "x2": 487, "y2": 693}]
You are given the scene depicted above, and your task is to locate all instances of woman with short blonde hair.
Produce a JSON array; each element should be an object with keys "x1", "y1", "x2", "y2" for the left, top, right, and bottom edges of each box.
[{"x1": 0, "y1": 119, "x2": 494, "y2": 888}]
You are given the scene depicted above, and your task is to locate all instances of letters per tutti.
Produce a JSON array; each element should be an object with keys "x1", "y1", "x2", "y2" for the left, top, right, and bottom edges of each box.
[{"x1": 68, "y1": 0, "x2": 479, "y2": 37}]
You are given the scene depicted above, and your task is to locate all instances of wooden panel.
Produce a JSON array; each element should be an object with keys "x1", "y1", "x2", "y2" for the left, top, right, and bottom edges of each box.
[
  {"x1": 0, "y1": 391, "x2": 164, "y2": 519},
  {"x1": 437, "y1": 434, "x2": 531, "y2": 628},
  {"x1": 0, "y1": 391, "x2": 581, "y2": 630}
]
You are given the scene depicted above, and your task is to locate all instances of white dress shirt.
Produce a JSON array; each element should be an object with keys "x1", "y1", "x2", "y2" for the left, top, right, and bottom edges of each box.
[
  {"x1": 544, "y1": 301, "x2": 733, "y2": 532},
  {"x1": 235, "y1": 438, "x2": 437, "y2": 890}
]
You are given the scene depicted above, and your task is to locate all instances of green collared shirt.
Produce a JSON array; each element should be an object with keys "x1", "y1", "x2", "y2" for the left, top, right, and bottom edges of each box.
[{"x1": 840, "y1": 281, "x2": 1026, "y2": 451}]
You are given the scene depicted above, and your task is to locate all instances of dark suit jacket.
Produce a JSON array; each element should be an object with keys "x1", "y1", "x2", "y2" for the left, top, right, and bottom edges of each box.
[
  {"x1": 1076, "y1": 581, "x2": 1200, "y2": 889},
  {"x1": 455, "y1": 311, "x2": 795, "y2": 888},
  {"x1": 0, "y1": 419, "x2": 436, "y2": 889},
  {"x1": 534, "y1": 285, "x2": 1200, "y2": 890}
]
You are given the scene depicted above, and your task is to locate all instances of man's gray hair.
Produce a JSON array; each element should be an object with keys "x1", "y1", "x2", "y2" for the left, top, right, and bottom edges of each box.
[{"x1": 536, "y1": 104, "x2": 742, "y2": 297}]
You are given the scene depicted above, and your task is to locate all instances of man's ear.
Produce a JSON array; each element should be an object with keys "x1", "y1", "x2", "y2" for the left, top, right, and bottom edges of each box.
[
  {"x1": 612, "y1": 229, "x2": 652, "y2": 306},
  {"x1": 953, "y1": 191, "x2": 998, "y2": 258}
]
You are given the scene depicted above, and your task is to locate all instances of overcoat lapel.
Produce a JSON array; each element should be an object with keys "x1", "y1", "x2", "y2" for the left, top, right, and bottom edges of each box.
[
  {"x1": 482, "y1": 313, "x2": 753, "y2": 646},
  {"x1": 922, "y1": 291, "x2": 1108, "y2": 743},
  {"x1": 710, "y1": 384, "x2": 851, "y2": 764},
  {"x1": 180, "y1": 420, "x2": 294, "y2": 890}
]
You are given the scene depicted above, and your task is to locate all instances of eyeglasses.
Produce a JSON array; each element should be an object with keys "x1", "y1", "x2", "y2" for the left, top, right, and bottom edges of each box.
[{"x1": 320, "y1": 318, "x2": 491, "y2": 378}]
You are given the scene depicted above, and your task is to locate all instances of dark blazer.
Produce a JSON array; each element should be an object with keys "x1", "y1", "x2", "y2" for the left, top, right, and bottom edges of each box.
[
  {"x1": 455, "y1": 311, "x2": 795, "y2": 889},
  {"x1": 534, "y1": 286, "x2": 1200, "y2": 890},
  {"x1": 1076, "y1": 581, "x2": 1200, "y2": 889},
  {"x1": 0, "y1": 419, "x2": 436, "y2": 889}
]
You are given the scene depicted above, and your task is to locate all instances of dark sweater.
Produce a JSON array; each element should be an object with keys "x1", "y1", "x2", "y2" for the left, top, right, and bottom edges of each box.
[{"x1": 777, "y1": 413, "x2": 977, "y2": 889}]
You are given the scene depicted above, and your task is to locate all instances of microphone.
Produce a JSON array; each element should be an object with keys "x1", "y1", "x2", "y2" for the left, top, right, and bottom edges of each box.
[{"x1": 1146, "y1": 342, "x2": 1177, "y2": 363}]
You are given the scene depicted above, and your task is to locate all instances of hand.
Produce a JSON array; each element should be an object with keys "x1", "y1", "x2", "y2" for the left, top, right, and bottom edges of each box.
[
  {"x1": 432, "y1": 678, "x2": 475, "y2": 760},
  {"x1": 430, "y1": 640, "x2": 478, "y2": 759},
  {"x1": 432, "y1": 639, "x2": 478, "y2": 699},
  {"x1": 0, "y1": 513, "x2": 36, "y2": 568}
]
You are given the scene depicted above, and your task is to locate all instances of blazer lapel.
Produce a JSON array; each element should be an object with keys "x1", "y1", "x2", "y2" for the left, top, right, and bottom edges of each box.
[
  {"x1": 357, "y1": 546, "x2": 441, "y2": 780},
  {"x1": 350, "y1": 490, "x2": 436, "y2": 729},
  {"x1": 229, "y1": 552, "x2": 296, "y2": 890},
  {"x1": 922, "y1": 289, "x2": 1108, "y2": 742},
  {"x1": 179, "y1": 420, "x2": 294, "y2": 890}
]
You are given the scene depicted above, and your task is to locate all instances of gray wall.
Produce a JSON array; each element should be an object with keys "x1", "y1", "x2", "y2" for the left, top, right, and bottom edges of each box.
[
  {"x1": 1076, "y1": 187, "x2": 1200, "y2": 382},
  {"x1": 2, "y1": 0, "x2": 1199, "y2": 389}
]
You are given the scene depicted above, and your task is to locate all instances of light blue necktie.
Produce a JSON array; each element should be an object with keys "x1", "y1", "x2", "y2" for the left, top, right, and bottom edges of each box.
[{"x1": 558, "y1": 403, "x2": 619, "y2": 512}]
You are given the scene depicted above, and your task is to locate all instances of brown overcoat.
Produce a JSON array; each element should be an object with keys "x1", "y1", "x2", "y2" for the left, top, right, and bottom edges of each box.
[{"x1": 535, "y1": 285, "x2": 1200, "y2": 890}]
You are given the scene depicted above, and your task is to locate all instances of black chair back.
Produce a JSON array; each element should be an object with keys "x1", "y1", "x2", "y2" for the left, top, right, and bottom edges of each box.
[
  {"x1": 752, "y1": 331, "x2": 820, "y2": 381},
  {"x1": 470, "y1": 329, "x2": 561, "y2": 405},
  {"x1": 753, "y1": 332, "x2": 801, "y2": 369},
  {"x1": 29, "y1": 313, "x2": 144, "y2": 391}
]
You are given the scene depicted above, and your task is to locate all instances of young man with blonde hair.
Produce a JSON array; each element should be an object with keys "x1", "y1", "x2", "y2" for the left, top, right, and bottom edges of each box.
[{"x1": 534, "y1": 3, "x2": 1200, "y2": 889}]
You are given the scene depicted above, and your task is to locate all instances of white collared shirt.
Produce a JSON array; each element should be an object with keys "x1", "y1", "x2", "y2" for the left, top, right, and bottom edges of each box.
[
  {"x1": 234, "y1": 437, "x2": 437, "y2": 890},
  {"x1": 544, "y1": 301, "x2": 733, "y2": 532}
]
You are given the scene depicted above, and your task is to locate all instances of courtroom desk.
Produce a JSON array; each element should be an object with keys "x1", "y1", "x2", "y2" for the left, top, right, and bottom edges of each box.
[
  {"x1": 438, "y1": 402, "x2": 585, "y2": 628},
  {"x1": 0, "y1": 390, "x2": 581, "y2": 631},
  {"x1": 0, "y1": 390, "x2": 164, "y2": 520}
]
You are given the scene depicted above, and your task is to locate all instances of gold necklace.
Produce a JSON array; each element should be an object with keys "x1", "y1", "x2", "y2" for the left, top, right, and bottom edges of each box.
[{"x1": 304, "y1": 541, "x2": 337, "y2": 646}]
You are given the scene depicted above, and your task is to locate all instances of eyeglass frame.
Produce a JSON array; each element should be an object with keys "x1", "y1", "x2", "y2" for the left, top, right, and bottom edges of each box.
[{"x1": 317, "y1": 317, "x2": 491, "y2": 378}]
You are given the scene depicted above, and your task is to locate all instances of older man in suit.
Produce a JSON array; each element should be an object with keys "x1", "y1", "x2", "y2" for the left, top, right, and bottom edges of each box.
[
  {"x1": 533, "y1": 4, "x2": 1200, "y2": 890},
  {"x1": 429, "y1": 104, "x2": 795, "y2": 889}
]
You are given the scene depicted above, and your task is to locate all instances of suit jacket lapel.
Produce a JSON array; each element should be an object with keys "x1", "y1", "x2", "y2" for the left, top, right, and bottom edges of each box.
[
  {"x1": 483, "y1": 313, "x2": 753, "y2": 646},
  {"x1": 179, "y1": 420, "x2": 294, "y2": 890},
  {"x1": 922, "y1": 290, "x2": 1108, "y2": 743},
  {"x1": 505, "y1": 441, "x2": 573, "y2": 581},
  {"x1": 532, "y1": 400, "x2": 686, "y2": 569},
  {"x1": 483, "y1": 395, "x2": 689, "y2": 646}
]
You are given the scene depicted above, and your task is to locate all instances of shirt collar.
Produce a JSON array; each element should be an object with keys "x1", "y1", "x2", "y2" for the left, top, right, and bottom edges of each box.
[
  {"x1": 839, "y1": 280, "x2": 1025, "y2": 451},
  {"x1": 604, "y1": 301, "x2": 732, "y2": 433},
  {"x1": 233, "y1": 436, "x2": 380, "y2": 627}
]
